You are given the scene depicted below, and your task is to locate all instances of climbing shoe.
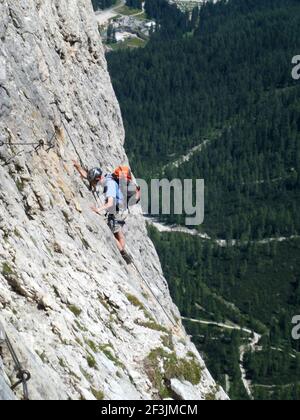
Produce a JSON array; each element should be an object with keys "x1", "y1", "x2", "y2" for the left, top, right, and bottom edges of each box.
[{"x1": 121, "y1": 250, "x2": 133, "y2": 265}]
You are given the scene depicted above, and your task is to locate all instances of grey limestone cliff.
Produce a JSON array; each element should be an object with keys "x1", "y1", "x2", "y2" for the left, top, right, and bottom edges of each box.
[{"x1": 0, "y1": 0, "x2": 227, "y2": 400}]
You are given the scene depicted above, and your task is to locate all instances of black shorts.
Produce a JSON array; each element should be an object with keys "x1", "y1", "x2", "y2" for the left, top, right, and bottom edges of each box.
[{"x1": 107, "y1": 212, "x2": 127, "y2": 234}]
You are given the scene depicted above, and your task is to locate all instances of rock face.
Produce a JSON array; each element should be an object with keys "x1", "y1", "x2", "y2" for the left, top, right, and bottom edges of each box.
[
  {"x1": 0, "y1": 0, "x2": 227, "y2": 400},
  {"x1": 0, "y1": 373, "x2": 16, "y2": 400}
]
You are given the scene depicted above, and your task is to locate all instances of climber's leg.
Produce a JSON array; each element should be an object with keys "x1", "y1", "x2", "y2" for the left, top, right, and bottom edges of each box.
[
  {"x1": 115, "y1": 229, "x2": 133, "y2": 264},
  {"x1": 108, "y1": 213, "x2": 132, "y2": 264},
  {"x1": 114, "y1": 230, "x2": 125, "y2": 252}
]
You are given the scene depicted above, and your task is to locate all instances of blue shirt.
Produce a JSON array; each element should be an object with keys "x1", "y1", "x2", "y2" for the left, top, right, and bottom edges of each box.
[{"x1": 104, "y1": 175, "x2": 124, "y2": 209}]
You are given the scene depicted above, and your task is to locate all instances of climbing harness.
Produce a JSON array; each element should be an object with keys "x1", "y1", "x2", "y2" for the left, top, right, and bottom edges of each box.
[
  {"x1": 0, "y1": 323, "x2": 31, "y2": 400},
  {"x1": 107, "y1": 213, "x2": 126, "y2": 231}
]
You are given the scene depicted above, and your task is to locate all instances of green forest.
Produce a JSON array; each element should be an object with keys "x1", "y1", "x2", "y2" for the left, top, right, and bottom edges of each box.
[
  {"x1": 92, "y1": 0, "x2": 117, "y2": 11},
  {"x1": 107, "y1": 0, "x2": 300, "y2": 400},
  {"x1": 126, "y1": 0, "x2": 143, "y2": 10},
  {"x1": 148, "y1": 226, "x2": 300, "y2": 399}
]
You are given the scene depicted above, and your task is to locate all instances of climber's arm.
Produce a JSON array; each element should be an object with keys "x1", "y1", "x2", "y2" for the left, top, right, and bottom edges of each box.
[
  {"x1": 91, "y1": 197, "x2": 114, "y2": 215},
  {"x1": 73, "y1": 160, "x2": 88, "y2": 179}
]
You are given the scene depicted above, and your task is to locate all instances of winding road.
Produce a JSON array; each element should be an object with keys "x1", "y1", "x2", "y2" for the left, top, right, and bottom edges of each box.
[
  {"x1": 182, "y1": 316, "x2": 261, "y2": 399},
  {"x1": 147, "y1": 218, "x2": 299, "y2": 248},
  {"x1": 95, "y1": 0, "x2": 126, "y2": 26},
  {"x1": 95, "y1": 1, "x2": 145, "y2": 26}
]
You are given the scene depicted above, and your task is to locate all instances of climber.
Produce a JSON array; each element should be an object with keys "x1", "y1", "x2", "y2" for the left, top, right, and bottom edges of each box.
[{"x1": 73, "y1": 161, "x2": 134, "y2": 264}]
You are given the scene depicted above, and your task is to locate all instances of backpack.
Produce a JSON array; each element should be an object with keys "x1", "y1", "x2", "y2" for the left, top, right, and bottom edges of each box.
[
  {"x1": 112, "y1": 166, "x2": 140, "y2": 208},
  {"x1": 113, "y1": 166, "x2": 132, "y2": 182}
]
